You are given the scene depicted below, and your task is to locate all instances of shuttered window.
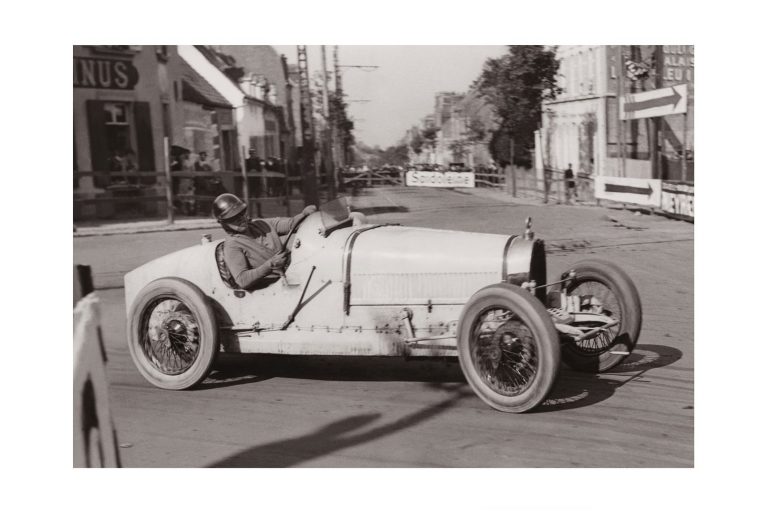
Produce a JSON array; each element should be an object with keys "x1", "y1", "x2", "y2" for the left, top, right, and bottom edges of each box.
[{"x1": 84, "y1": 100, "x2": 155, "y2": 188}]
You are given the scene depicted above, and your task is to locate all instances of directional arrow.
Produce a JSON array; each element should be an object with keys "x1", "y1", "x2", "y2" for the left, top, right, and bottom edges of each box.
[
  {"x1": 624, "y1": 87, "x2": 682, "y2": 113},
  {"x1": 605, "y1": 183, "x2": 653, "y2": 197}
]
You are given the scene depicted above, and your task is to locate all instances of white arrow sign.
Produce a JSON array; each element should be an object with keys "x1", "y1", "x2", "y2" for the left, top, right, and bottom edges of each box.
[{"x1": 620, "y1": 84, "x2": 687, "y2": 120}]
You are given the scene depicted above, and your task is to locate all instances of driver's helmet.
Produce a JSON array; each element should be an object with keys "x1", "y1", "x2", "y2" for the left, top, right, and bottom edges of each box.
[{"x1": 212, "y1": 193, "x2": 246, "y2": 222}]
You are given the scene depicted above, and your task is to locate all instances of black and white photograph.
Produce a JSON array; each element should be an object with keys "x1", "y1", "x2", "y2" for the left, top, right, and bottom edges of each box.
[
  {"x1": 73, "y1": 42, "x2": 695, "y2": 470},
  {"x1": 11, "y1": 1, "x2": 757, "y2": 510}
]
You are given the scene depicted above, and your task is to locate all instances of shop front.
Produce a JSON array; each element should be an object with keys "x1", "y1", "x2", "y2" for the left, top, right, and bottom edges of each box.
[{"x1": 73, "y1": 45, "x2": 183, "y2": 220}]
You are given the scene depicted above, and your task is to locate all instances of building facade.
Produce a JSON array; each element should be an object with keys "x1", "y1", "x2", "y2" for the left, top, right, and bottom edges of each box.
[
  {"x1": 406, "y1": 90, "x2": 495, "y2": 167},
  {"x1": 541, "y1": 45, "x2": 694, "y2": 182},
  {"x1": 73, "y1": 45, "x2": 185, "y2": 217}
]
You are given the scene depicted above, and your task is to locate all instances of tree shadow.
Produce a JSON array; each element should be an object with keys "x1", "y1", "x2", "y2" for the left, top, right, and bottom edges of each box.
[
  {"x1": 207, "y1": 382, "x2": 474, "y2": 467},
  {"x1": 536, "y1": 343, "x2": 684, "y2": 413}
]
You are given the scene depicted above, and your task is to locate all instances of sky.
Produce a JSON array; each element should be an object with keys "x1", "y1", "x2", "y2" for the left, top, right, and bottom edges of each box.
[{"x1": 274, "y1": 45, "x2": 507, "y2": 149}]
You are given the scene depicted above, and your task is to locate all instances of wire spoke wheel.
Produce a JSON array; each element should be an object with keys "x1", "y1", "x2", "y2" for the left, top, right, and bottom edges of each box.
[
  {"x1": 457, "y1": 284, "x2": 559, "y2": 413},
  {"x1": 140, "y1": 298, "x2": 201, "y2": 375},
  {"x1": 558, "y1": 260, "x2": 642, "y2": 373},
  {"x1": 128, "y1": 278, "x2": 218, "y2": 390},
  {"x1": 567, "y1": 280, "x2": 621, "y2": 355},
  {"x1": 470, "y1": 308, "x2": 538, "y2": 397}
]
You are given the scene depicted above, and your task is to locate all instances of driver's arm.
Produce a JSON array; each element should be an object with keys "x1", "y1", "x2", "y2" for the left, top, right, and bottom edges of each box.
[
  {"x1": 224, "y1": 245, "x2": 275, "y2": 289},
  {"x1": 268, "y1": 205, "x2": 317, "y2": 235}
]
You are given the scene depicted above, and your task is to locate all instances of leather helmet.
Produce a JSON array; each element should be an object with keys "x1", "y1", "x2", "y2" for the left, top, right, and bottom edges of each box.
[{"x1": 212, "y1": 193, "x2": 246, "y2": 221}]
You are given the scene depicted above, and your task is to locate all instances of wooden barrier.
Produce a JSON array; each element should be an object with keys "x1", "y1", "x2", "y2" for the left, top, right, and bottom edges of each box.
[{"x1": 73, "y1": 267, "x2": 121, "y2": 468}]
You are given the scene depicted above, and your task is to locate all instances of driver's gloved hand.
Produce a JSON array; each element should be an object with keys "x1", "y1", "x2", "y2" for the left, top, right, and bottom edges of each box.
[
  {"x1": 270, "y1": 251, "x2": 288, "y2": 270},
  {"x1": 302, "y1": 205, "x2": 317, "y2": 216}
]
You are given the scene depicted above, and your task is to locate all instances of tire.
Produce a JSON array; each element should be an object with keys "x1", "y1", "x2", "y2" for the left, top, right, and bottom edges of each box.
[
  {"x1": 558, "y1": 259, "x2": 642, "y2": 373},
  {"x1": 127, "y1": 278, "x2": 218, "y2": 390},
  {"x1": 457, "y1": 283, "x2": 560, "y2": 413}
]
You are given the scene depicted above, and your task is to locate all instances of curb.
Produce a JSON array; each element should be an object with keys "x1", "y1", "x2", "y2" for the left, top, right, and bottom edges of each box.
[{"x1": 74, "y1": 219, "x2": 220, "y2": 237}]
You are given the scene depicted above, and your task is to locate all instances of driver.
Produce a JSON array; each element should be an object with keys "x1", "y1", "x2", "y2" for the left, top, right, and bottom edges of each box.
[{"x1": 212, "y1": 193, "x2": 317, "y2": 289}]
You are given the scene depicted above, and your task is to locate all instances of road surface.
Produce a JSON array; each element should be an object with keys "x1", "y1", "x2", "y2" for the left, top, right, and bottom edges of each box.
[{"x1": 74, "y1": 186, "x2": 694, "y2": 467}]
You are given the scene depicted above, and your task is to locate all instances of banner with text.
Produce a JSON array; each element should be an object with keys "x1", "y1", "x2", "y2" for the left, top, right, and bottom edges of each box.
[
  {"x1": 660, "y1": 181, "x2": 694, "y2": 220},
  {"x1": 595, "y1": 176, "x2": 662, "y2": 207},
  {"x1": 406, "y1": 171, "x2": 475, "y2": 188}
]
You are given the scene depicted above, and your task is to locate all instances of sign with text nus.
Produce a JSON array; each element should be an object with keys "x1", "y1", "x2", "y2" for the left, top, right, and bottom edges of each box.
[
  {"x1": 73, "y1": 57, "x2": 139, "y2": 90},
  {"x1": 406, "y1": 171, "x2": 475, "y2": 188},
  {"x1": 595, "y1": 175, "x2": 661, "y2": 207}
]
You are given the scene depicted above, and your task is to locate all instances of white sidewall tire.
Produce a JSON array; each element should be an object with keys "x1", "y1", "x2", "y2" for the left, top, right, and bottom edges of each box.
[
  {"x1": 457, "y1": 283, "x2": 560, "y2": 413},
  {"x1": 127, "y1": 278, "x2": 218, "y2": 390}
]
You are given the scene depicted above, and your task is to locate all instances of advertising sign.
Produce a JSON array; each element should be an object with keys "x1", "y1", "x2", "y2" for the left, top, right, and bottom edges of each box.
[
  {"x1": 662, "y1": 45, "x2": 694, "y2": 86},
  {"x1": 595, "y1": 175, "x2": 661, "y2": 207},
  {"x1": 660, "y1": 181, "x2": 694, "y2": 220},
  {"x1": 73, "y1": 57, "x2": 139, "y2": 90},
  {"x1": 405, "y1": 171, "x2": 475, "y2": 188},
  {"x1": 620, "y1": 84, "x2": 687, "y2": 120}
]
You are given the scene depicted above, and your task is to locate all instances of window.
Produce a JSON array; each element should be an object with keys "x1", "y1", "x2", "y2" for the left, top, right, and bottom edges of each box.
[{"x1": 103, "y1": 103, "x2": 134, "y2": 162}]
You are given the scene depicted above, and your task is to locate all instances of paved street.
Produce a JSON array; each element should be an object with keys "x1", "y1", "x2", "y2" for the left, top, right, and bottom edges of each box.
[{"x1": 74, "y1": 186, "x2": 694, "y2": 467}]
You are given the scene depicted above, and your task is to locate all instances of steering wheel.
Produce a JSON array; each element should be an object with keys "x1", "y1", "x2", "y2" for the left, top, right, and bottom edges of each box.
[{"x1": 281, "y1": 211, "x2": 314, "y2": 253}]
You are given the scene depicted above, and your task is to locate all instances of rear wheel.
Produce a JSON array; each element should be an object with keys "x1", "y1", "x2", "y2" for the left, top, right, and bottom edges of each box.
[
  {"x1": 558, "y1": 259, "x2": 642, "y2": 372},
  {"x1": 127, "y1": 278, "x2": 218, "y2": 389},
  {"x1": 457, "y1": 284, "x2": 560, "y2": 413}
]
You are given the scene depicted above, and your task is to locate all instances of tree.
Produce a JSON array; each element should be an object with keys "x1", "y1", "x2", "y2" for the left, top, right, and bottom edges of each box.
[
  {"x1": 409, "y1": 129, "x2": 424, "y2": 155},
  {"x1": 421, "y1": 126, "x2": 439, "y2": 149},
  {"x1": 330, "y1": 92, "x2": 355, "y2": 160},
  {"x1": 475, "y1": 46, "x2": 561, "y2": 166}
]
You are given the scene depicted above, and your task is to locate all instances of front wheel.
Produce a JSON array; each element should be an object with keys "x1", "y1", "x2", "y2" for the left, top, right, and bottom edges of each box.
[
  {"x1": 457, "y1": 283, "x2": 560, "y2": 413},
  {"x1": 127, "y1": 278, "x2": 218, "y2": 390},
  {"x1": 558, "y1": 259, "x2": 642, "y2": 372}
]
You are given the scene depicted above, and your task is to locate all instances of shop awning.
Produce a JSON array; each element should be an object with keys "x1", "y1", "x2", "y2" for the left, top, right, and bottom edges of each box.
[{"x1": 180, "y1": 60, "x2": 232, "y2": 109}]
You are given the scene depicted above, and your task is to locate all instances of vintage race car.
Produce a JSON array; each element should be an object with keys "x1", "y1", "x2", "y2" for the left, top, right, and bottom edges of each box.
[{"x1": 125, "y1": 197, "x2": 641, "y2": 412}]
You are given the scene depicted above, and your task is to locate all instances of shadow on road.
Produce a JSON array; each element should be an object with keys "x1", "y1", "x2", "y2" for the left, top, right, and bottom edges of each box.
[
  {"x1": 353, "y1": 205, "x2": 410, "y2": 216},
  {"x1": 201, "y1": 344, "x2": 682, "y2": 414},
  {"x1": 199, "y1": 354, "x2": 465, "y2": 390},
  {"x1": 537, "y1": 343, "x2": 683, "y2": 412},
  {"x1": 207, "y1": 382, "x2": 474, "y2": 467}
]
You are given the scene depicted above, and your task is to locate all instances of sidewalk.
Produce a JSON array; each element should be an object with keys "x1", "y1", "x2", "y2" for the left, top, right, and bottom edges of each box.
[{"x1": 74, "y1": 217, "x2": 219, "y2": 237}]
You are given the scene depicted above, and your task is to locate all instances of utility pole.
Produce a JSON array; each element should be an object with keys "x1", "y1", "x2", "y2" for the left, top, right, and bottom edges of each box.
[
  {"x1": 320, "y1": 45, "x2": 336, "y2": 199},
  {"x1": 297, "y1": 45, "x2": 318, "y2": 205},
  {"x1": 651, "y1": 45, "x2": 663, "y2": 180},
  {"x1": 617, "y1": 45, "x2": 626, "y2": 177},
  {"x1": 333, "y1": 45, "x2": 344, "y2": 169}
]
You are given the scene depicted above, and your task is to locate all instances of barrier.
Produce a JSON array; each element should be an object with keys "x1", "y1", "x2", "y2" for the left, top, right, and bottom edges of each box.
[
  {"x1": 660, "y1": 181, "x2": 694, "y2": 220},
  {"x1": 73, "y1": 267, "x2": 121, "y2": 468},
  {"x1": 405, "y1": 170, "x2": 475, "y2": 188}
]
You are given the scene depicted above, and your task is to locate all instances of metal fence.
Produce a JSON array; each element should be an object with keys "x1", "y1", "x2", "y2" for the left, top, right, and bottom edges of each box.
[
  {"x1": 74, "y1": 165, "x2": 598, "y2": 224},
  {"x1": 73, "y1": 169, "x2": 310, "y2": 224},
  {"x1": 474, "y1": 166, "x2": 595, "y2": 204}
]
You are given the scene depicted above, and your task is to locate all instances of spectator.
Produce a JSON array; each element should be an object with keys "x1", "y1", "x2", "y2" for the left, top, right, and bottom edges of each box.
[
  {"x1": 172, "y1": 149, "x2": 195, "y2": 215},
  {"x1": 123, "y1": 149, "x2": 138, "y2": 185},
  {"x1": 564, "y1": 163, "x2": 577, "y2": 204},
  {"x1": 245, "y1": 148, "x2": 263, "y2": 197},
  {"x1": 194, "y1": 151, "x2": 213, "y2": 214}
]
